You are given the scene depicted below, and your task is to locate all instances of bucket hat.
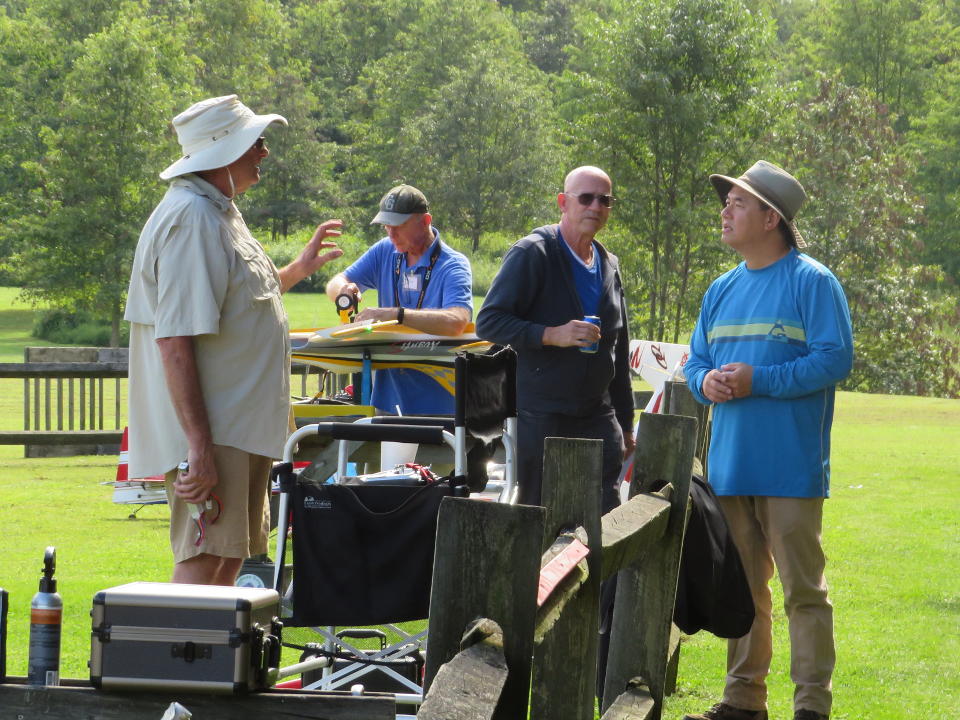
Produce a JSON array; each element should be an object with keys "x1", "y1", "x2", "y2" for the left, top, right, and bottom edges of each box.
[
  {"x1": 709, "y1": 161, "x2": 808, "y2": 248},
  {"x1": 371, "y1": 185, "x2": 429, "y2": 225},
  {"x1": 160, "y1": 95, "x2": 287, "y2": 180}
]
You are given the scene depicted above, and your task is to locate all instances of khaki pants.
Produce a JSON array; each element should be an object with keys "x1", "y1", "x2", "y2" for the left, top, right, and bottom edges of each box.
[
  {"x1": 164, "y1": 445, "x2": 271, "y2": 564},
  {"x1": 719, "y1": 496, "x2": 834, "y2": 716}
]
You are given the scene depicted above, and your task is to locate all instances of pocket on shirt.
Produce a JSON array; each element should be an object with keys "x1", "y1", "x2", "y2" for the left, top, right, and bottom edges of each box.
[{"x1": 233, "y1": 236, "x2": 281, "y2": 302}]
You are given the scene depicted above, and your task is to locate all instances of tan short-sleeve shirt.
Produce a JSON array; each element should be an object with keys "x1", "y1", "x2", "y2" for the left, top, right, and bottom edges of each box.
[{"x1": 124, "y1": 175, "x2": 290, "y2": 478}]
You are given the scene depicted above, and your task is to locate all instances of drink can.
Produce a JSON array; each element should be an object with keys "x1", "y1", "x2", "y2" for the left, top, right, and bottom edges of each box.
[{"x1": 581, "y1": 315, "x2": 601, "y2": 353}]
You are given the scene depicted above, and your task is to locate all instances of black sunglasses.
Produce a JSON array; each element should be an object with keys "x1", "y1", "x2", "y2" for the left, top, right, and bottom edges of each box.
[
  {"x1": 566, "y1": 192, "x2": 616, "y2": 208},
  {"x1": 253, "y1": 136, "x2": 266, "y2": 150}
]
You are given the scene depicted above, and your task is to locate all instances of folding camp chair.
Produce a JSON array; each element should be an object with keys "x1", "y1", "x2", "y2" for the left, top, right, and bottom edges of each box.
[{"x1": 270, "y1": 348, "x2": 518, "y2": 715}]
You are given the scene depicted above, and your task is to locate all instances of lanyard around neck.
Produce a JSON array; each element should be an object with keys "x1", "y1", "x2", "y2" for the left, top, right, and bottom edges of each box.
[{"x1": 394, "y1": 240, "x2": 442, "y2": 310}]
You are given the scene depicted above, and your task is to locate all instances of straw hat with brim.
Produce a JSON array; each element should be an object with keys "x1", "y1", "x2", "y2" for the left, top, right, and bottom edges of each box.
[
  {"x1": 159, "y1": 95, "x2": 288, "y2": 181},
  {"x1": 709, "y1": 160, "x2": 808, "y2": 248}
]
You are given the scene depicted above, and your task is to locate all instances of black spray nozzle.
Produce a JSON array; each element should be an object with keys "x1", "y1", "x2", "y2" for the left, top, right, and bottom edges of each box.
[{"x1": 39, "y1": 546, "x2": 57, "y2": 593}]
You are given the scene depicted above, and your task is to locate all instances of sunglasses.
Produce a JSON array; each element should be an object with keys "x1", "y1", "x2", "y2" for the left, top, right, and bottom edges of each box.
[
  {"x1": 253, "y1": 136, "x2": 266, "y2": 150},
  {"x1": 566, "y1": 192, "x2": 616, "y2": 208}
]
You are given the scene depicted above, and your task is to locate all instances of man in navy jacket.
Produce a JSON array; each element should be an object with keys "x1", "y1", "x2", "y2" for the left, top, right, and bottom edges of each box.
[{"x1": 477, "y1": 166, "x2": 634, "y2": 512}]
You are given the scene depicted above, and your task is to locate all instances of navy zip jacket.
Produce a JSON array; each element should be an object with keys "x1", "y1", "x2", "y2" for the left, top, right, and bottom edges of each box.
[{"x1": 476, "y1": 225, "x2": 633, "y2": 433}]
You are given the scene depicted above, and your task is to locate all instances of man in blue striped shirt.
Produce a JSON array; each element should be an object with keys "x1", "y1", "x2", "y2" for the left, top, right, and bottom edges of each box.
[{"x1": 684, "y1": 162, "x2": 853, "y2": 720}]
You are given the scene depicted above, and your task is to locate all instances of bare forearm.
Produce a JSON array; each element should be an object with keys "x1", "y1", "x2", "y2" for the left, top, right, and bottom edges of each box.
[
  {"x1": 156, "y1": 335, "x2": 217, "y2": 502},
  {"x1": 399, "y1": 306, "x2": 469, "y2": 335},
  {"x1": 156, "y1": 336, "x2": 212, "y2": 448},
  {"x1": 355, "y1": 305, "x2": 470, "y2": 335}
]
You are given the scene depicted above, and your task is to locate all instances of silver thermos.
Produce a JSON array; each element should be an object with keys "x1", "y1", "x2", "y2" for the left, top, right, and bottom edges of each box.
[{"x1": 28, "y1": 546, "x2": 62, "y2": 686}]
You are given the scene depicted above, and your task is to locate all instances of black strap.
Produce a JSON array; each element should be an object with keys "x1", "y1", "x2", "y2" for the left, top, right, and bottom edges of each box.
[{"x1": 393, "y1": 240, "x2": 442, "y2": 310}]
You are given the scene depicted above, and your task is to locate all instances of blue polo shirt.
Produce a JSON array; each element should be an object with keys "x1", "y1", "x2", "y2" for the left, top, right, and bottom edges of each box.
[{"x1": 343, "y1": 228, "x2": 473, "y2": 414}]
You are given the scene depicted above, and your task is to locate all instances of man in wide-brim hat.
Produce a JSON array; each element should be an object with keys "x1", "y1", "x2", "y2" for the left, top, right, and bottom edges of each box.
[
  {"x1": 125, "y1": 95, "x2": 344, "y2": 585},
  {"x1": 683, "y1": 161, "x2": 854, "y2": 720}
]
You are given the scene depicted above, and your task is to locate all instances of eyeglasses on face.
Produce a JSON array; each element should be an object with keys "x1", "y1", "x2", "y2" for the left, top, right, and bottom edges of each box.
[
  {"x1": 253, "y1": 136, "x2": 266, "y2": 150},
  {"x1": 565, "y1": 192, "x2": 616, "y2": 208}
]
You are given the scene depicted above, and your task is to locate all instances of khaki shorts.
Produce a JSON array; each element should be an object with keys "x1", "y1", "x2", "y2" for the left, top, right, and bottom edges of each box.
[{"x1": 164, "y1": 445, "x2": 272, "y2": 564}]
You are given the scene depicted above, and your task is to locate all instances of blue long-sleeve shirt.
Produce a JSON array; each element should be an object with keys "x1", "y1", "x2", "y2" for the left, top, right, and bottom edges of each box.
[{"x1": 685, "y1": 249, "x2": 853, "y2": 497}]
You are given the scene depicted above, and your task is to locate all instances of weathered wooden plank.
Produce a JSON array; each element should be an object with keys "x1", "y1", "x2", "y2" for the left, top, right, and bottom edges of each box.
[
  {"x1": 665, "y1": 380, "x2": 710, "y2": 476},
  {"x1": 0, "y1": 362, "x2": 129, "y2": 378},
  {"x1": 0, "y1": 678, "x2": 395, "y2": 720},
  {"x1": 664, "y1": 622, "x2": 681, "y2": 696},
  {"x1": 601, "y1": 412, "x2": 696, "y2": 720},
  {"x1": 0, "y1": 430, "x2": 124, "y2": 445},
  {"x1": 600, "y1": 492, "x2": 671, "y2": 580},
  {"x1": 534, "y1": 528, "x2": 591, "y2": 643},
  {"x1": 425, "y1": 498, "x2": 544, "y2": 720},
  {"x1": 418, "y1": 618, "x2": 508, "y2": 720},
  {"x1": 600, "y1": 678, "x2": 656, "y2": 720},
  {"x1": 23, "y1": 377, "x2": 29, "y2": 429},
  {"x1": 33, "y1": 376, "x2": 40, "y2": 429},
  {"x1": 531, "y1": 437, "x2": 604, "y2": 720},
  {"x1": 44, "y1": 376, "x2": 51, "y2": 429},
  {"x1": 56, "y1": 377, "x2": 63, "y2": 430}
]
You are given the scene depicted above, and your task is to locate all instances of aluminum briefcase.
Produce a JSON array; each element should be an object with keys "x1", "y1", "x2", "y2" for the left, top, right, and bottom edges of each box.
[{"x1": 90, "y1": 581, "x2": 281, "y2": 694}]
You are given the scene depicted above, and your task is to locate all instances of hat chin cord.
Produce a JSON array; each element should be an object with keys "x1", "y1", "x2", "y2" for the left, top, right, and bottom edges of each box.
[{"x1": 226, "y1": 167, "x2": 236, "y2": 199}]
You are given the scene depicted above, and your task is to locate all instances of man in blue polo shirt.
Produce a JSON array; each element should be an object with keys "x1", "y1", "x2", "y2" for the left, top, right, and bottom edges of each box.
[{"x1": 325, "y1": 184, "x2": 473, "y2": 415}]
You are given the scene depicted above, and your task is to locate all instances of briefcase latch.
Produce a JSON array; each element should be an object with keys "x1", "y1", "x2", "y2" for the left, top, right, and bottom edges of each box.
[{"x1": 171, "y1": 641, "x2": 212, "y2": 662}]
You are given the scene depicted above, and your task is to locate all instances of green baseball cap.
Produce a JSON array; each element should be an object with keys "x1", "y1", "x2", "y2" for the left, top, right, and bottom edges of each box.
[{"x1": 371, "y1": 184, "x2": 429, "y2": 225}]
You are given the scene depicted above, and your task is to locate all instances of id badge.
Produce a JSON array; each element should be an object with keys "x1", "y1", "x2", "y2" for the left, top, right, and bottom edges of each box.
[{"x1": 403, "y1": 272, "x2": 421, "y2": 292}]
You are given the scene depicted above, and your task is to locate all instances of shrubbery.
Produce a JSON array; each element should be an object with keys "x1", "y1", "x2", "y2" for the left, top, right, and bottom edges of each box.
[{"x1": 33, "y1": 309, "x2": 129, "y2": 347}]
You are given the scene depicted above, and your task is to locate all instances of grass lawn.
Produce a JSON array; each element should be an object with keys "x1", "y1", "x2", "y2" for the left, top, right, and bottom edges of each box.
[
  {"x1": 1, "y1": 288, "x2": 957, "y2": 718},
  {"x1": 0, "y1": 393, "x2": 956, "y2": 719},
  {"x1": 663, "y1": 392, "x2": 960, "y2": 720}
]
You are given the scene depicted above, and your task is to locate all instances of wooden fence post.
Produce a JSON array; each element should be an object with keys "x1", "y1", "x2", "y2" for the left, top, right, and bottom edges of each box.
[
  {"x1": 601, "y1": 412, "x2": 696, "y2": 718},
  {"x1": 664, "y1": 380, "x2": 710, "y2": 476},
  {"x1": 418, "y1": 618, "x2": 508, "y2": 720},
  {"x1": 531, "y1": 437, "x2": 604, "y2": 720},
  {"x1": 424, "y1": 497, "x2": 545, "y2": 720}
]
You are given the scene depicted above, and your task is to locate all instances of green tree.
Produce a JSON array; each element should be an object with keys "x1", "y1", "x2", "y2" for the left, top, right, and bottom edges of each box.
[
  {"x1": 184, "y1": 0, "x2": 289, "y2": 99},
  {"x1": 562, "y1": 0, "x2": 779, "y2": 342},
  {"x1": 909, "y1": 58, "x2": 960, "y2": 284},
  {"x1": 504, "y1": 0, "x2": 586, "y2": 74},
  {"x1": 396, "y1": 49, "x2": 562, "y2": 251},
  {"x1": 776, "y1": 75, "x2": 959, "y2": 397},
  {"x1": 795, "y1": 0, "x2": 954, "y2": 129},
  {"x1": 242, "y1": 65, "x2": 339, "y2": 243},
  {"x1": 24, "y1": 0, "x2": 125, "y2": 49},
  {"x1": 183, "y1": 0, "x2": 338, "y2": 243},
  {"x1": 341, "y1": 0, "x2": 531, "y2": 223},
  {"x1": 13, "y1": 9, "x2": 194, "y2": 346},
  {"x1": 0, "y1": 10, "x2": 64, "y2": 282}
]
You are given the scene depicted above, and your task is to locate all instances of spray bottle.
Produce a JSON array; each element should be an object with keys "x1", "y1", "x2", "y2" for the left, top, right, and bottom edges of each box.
[{"x1": 28, "y1": 546, "x2": 62, "y2": 686}]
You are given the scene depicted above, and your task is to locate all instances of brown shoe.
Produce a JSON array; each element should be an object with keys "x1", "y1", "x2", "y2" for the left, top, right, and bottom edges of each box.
[
  {"x1": 683, "y1": 703, "x2": 769, "y2": 720},
  {"x1": 794, "y1": 711, "x2": 828, "y2": 720}
]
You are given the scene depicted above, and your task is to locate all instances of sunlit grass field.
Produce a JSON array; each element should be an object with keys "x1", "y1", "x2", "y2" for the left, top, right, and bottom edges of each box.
[{"x1": 0, "y1": 288, "x2": 957, "y2": 719}]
